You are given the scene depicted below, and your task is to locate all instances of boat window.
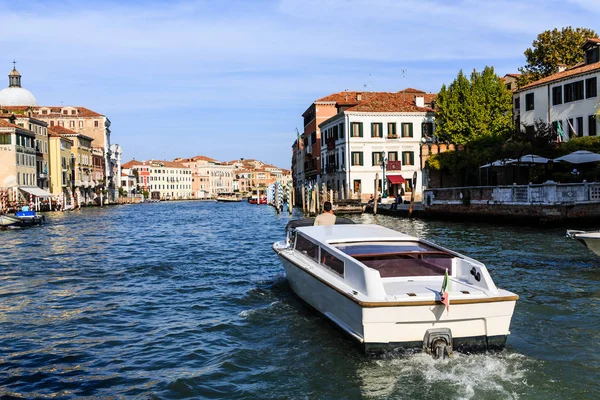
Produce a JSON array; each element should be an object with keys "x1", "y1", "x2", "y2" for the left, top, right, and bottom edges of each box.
[
  {"x1": 320, "y1": 247, "x2": 344, "y2": 276},
  {"x1": 335, "y1": 241, "x2": 453, "y2": 278},
  {"x1": 295, "y1": 234, "x2": 318, "y2": 261}
]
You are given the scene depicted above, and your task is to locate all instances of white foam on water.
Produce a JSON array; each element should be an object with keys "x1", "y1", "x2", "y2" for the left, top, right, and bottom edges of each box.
[
  {"x1": 357, "y1": 352, "x2": 532, "y2": 400},
  {"x1": 238, "y1": 301, "x2": 282, "y2": 318}
]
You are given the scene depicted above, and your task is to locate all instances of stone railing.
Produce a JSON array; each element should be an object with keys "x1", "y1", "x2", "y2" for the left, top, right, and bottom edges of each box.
[{"x1": 424, "y1": 182, "x2": 600, "y2": 206}]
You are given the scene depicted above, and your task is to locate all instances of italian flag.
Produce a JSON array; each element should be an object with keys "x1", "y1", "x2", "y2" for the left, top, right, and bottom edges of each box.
[{"x1": 440, "y1": 268, "x2": 450, "y2": 312}]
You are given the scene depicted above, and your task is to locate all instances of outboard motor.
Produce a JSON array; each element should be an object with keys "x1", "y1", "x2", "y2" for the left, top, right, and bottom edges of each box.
[{"x1": 423, "y1": 328, "x2": 453, "y2": 359}]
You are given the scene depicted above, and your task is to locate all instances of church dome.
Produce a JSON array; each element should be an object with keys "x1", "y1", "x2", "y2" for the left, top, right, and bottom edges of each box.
[
  {"x1": 0, "y1": 87, "x2": 38, "y2": 106},
  {"x1": 0, "y1": 66, "x2": 38, "y2": 107}
]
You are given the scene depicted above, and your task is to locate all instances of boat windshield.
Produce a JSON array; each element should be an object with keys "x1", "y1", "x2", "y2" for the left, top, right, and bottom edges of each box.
[{"x1": 334, "y1": 241, "x2": 453, "y2": 278}]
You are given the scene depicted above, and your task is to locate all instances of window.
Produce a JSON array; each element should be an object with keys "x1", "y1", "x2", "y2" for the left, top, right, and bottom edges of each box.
[
  {"x1": 79, "y1": 121, "x2": 84, "y2": 128},
  {"x1": 525, "y1": 125, "x2": 535, "y2": 136},
  {"x1": 402, "y1": 151, "x2": 414, "y2": 166},
  {"x1": 94, "y1": 120, "x2": 99, "y2": 128},
  {"x1": 353, "y1": 180, "x2": 361, "y2": 194},
  {"x1": 71, "y1": 110, "x2": 76, "y2": 115},
  {"x1": 387, "y1": 122, "x2": 397, "y2": 138},
  {"x1": 388, "y1": 151, "x2": 398, "y2": 161},
  {"x1": 351, "y1": 122, "x2": 363, "y2": 137},
  {"x1": 564, "y1": 81, "x2": 584, "y2": 102},
  {"x1": 321, "y1": 247, "x2": 344, "y2": 276},
  {"x1": 568, "y1": 118, "x2": 576, "y2": 136},
  {"x1": 401, "y1": 123, "x2": 413, "y2": 138},
  {"x1": 372, "y1": 151, "x2": 384, "y2": 166},
  {"x1": 589, "y1": 115, "x2": 597, "y2": 137},
  {"x1": 422, "y1": 122, "x2": 434, "y2": 138},
  {"x1": 59, "y1": 121, "x2": 64, "y2": 127},
  {"x1": 514, "y1": 97, "x2": 520, "y2": 110},
  {"x1": 525, "y1": 93, "x2": 534, "y2": 110},
  {"x1": 552, "y1": 86, "x2": 562, "y2": 105},
  {"x1": 577, "y1": 116, "x2": 584, "y2": 137},
  {"x1": 69, "y1": 121, "x2": 75, "y2": 128},
  {"x1": 0, "y1": 135, "x2": 10, "y2": 144},
  {"x1": 351, "y1": 151, "x2": 363, "y2": 166},
  {"x1": 371, "y1": 123, "x2": 382, "y2": 138},
  {"x1": 586, "y1": 77, "x2": 597, "y2": 98}
]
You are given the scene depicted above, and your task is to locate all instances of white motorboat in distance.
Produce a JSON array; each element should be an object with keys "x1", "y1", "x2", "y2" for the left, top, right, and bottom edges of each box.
[
  {"x1": 273, "y1": 222, "x2": 518, "y2": 356},
  {"x1": 567, "y1": 230, "x2": 600, "y2": 256}
]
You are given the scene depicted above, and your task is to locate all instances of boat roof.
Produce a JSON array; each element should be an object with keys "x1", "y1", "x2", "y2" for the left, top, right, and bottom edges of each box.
[{"x1": 296, "y1": 224, "x2": 416, "y2": 244}]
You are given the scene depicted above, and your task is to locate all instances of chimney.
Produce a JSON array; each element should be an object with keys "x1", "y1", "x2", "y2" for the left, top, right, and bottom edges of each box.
[
  {"x1": 557, "y1": 64, "x2": 567, "y2": 73},
  {"x1": 415, "y1": 96, "x2": 425, "y2": 107}
]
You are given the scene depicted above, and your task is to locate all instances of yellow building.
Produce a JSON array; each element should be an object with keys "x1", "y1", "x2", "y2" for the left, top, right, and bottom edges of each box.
[
  {"x1": 49, "y1": 126, "x2": 94, "y2": 206},
  {"x1": 48, "y1": 130, "x2": 73, "y2": 204}
]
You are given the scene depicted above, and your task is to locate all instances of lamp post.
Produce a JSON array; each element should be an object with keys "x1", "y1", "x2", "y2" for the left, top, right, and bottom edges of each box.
[{"x1": 381, "y1": 157, "x2": 388, "y2": 198}]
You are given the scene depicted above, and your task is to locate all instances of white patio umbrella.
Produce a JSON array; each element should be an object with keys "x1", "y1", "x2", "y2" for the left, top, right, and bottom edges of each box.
[
  {"x1": 553, "y1": 150, "x2": 600, "y2": 164},
  {"x1": 479, "y1": 159, "x2": 516, "y2": 168},
  {"x1": 514, "y1": 154, "x2": 550, "y2": 164}
]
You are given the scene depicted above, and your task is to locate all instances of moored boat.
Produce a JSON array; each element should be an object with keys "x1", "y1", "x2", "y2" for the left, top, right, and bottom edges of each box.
[
  {"x1": 567, "y1": 229, "x2": 600, "y2": 256},
  {"x1": 273, "y1": 221, "x2": 518, "y2": 356},
  {"x1": 216, "y1": 193, "x2": 242, "y2": 202}
]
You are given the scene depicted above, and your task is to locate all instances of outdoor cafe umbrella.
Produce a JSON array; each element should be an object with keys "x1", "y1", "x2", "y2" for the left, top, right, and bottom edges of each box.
[
  {"x1": 479, "y1": 159, "x2": 516, "y2": 168},
  {"x1": 514, "y1": 154, "x2": 549, "y2": 164},
  {"x1": 553, "y1": 150, "x2": 600, "y2": 164}
]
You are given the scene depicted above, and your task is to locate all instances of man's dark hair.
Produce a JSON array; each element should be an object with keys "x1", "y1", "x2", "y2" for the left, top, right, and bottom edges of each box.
[{"x1": 323, "y1": 201, "x2": 332, "y2": 212}]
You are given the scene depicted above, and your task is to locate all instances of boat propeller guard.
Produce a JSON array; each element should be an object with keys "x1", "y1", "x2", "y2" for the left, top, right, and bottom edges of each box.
[{"x1": 423, "y1": 328, "x2": 453, "y2": 359}]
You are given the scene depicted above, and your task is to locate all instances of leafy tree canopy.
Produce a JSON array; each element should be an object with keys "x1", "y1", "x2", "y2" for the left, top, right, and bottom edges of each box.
[
  {"x1": 435, "y1": 66, "x2": 513, "y2": 146},
  {"x1": 517, "y1": 26, "x2": 598, "y2": 86}
]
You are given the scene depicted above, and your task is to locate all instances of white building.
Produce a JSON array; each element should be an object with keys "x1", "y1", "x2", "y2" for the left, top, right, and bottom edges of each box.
[
  {"x1": 514, "y1": 38, "x2": 600, "y2": 138},
  {"x1": 318, "y1": 89, "x2": 436, "y2": 202},
  {"x1": 147, "y1": 160, "x2": 193, "y2": 200}
]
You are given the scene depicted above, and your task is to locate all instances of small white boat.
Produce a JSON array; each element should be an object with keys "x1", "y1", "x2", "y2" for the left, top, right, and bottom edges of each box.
[
  {"x1": 567, "y1": 230, "x2": 600, "y2": 256},
  {"x1": 273, "y1": 221, "x2": 518, "y2": 356},
  {"x1": 0, "y1": 214, "x2": 21, "y2": 227}
]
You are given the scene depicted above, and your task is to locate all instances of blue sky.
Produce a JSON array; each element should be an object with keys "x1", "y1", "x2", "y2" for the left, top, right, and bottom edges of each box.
[{"x1": 1, "y1": 0, "x2": 599, "y2": 168}]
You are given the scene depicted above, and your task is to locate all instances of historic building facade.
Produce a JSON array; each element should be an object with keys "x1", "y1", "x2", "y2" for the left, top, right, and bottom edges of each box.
[
  {"x1": 514, "y1": 38, "x2": 600, "y2": 138},
  {"x1": 318, "y1": 89, "x2": 437, "y2": 201}
]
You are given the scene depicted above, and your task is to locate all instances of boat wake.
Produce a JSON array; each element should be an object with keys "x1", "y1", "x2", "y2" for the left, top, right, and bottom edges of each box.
[{"x1": 357, "y1": 351, "x2": 531, "y2": 399}]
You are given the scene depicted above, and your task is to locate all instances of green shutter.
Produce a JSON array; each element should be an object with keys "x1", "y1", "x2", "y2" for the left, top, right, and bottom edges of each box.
[
  {"x1": 410, "y1": 152, "x2": 414, "y2": 165},
  {"x1": 359, "y1": 152, "x2": 363, "y2": 165},
  {"x1": 409, "y1": 123, "x2": 413, "y2": 138},
  {"x1": 359, "y1": 123, "x2": 363, "y2": 137}
]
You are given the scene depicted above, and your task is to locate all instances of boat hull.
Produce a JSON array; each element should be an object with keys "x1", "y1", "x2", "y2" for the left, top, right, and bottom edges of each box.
[
  {"x1": 277, "y1": 251, "x2": 515, "y2": 353},
  {"x1": 568, "y1": 231, "x2": 600, "y2": 256}
]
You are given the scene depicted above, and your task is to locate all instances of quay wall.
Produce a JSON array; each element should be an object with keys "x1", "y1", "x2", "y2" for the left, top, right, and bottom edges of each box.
[{"x1": 423, "y1": 182, "x2": 600, "y2": 226}]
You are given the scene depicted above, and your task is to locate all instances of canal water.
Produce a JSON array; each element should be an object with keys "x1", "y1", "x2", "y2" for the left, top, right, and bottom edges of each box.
[{"x1": 1, "y1": 201, "x2": 599, "y2": 399}]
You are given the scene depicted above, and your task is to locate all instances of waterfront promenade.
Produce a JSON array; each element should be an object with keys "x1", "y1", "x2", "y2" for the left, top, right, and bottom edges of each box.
[{"x1": 1, "y1": 201, "x2": 599, "y2": 398}]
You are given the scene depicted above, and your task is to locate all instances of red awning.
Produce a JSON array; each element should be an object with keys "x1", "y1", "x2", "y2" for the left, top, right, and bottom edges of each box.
[{"x1": 387, "y1": 175, "x2": 407, "y2": 184}]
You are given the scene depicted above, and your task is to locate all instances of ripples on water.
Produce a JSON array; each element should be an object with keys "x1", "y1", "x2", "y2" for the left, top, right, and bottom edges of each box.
[{"x1": 1, "y1": 202, "x2": 599, "y2": 399}]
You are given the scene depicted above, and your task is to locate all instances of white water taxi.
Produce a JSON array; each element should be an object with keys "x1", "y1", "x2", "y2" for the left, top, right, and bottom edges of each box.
[
  {"x1": 567, "y1": 229, "x2": 600, "y2": 256},
  {"x1": 273, "y1": 221, "x2": 518, "y2": 356}
]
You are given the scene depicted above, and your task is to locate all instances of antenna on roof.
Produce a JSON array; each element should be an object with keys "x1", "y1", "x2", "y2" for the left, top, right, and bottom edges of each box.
[{"x1": 402, "y1": 69, "x2": 407, "y2": 79}]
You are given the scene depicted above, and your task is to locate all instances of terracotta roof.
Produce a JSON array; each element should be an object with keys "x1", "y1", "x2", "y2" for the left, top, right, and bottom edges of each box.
[
  {"x1": 48, "y1": 125, "x2": 79, "y2": 136},
  {"x1": 149, "y1": 159, "x2": 189, "y2": 168},
  {"x1": 346, "y1": 92, "x2": 436, "y2": 113},
  {"x1": 504, "y1": 73, "x2": 521, "y2": 78},
  {"x1": 122, "y1": 159, "x2": 144, "y2": 169},
  {"x1": 586, "y1": 38, "x2": 600, "y2": 44},
  {"x1": 0, "y1": 119, "x2": 21, "y2": 129},
  {"x1": 517, "y1": 61, "x2": 600, "y2": 91},
  {"x1": 48, "y1": 131, "x2": 74, "y2": 144},
  {"x1": 174, "y1": 155, "x2": 218, "y2": 163},
  {"x1": 36, "y1": 106, "x2": 104, "y2": 117},
  {"x1": 317, "y1": 91, "x2": 387, "y2": 106}
]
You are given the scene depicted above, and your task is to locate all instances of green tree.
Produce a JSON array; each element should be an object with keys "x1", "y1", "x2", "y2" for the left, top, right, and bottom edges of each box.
[
  {"x1": 517, "y1": 27, "x2": 598, "y2": 86},
  {"x1": 436, "y1": 66, "x2": 513, "y2": 146}
]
